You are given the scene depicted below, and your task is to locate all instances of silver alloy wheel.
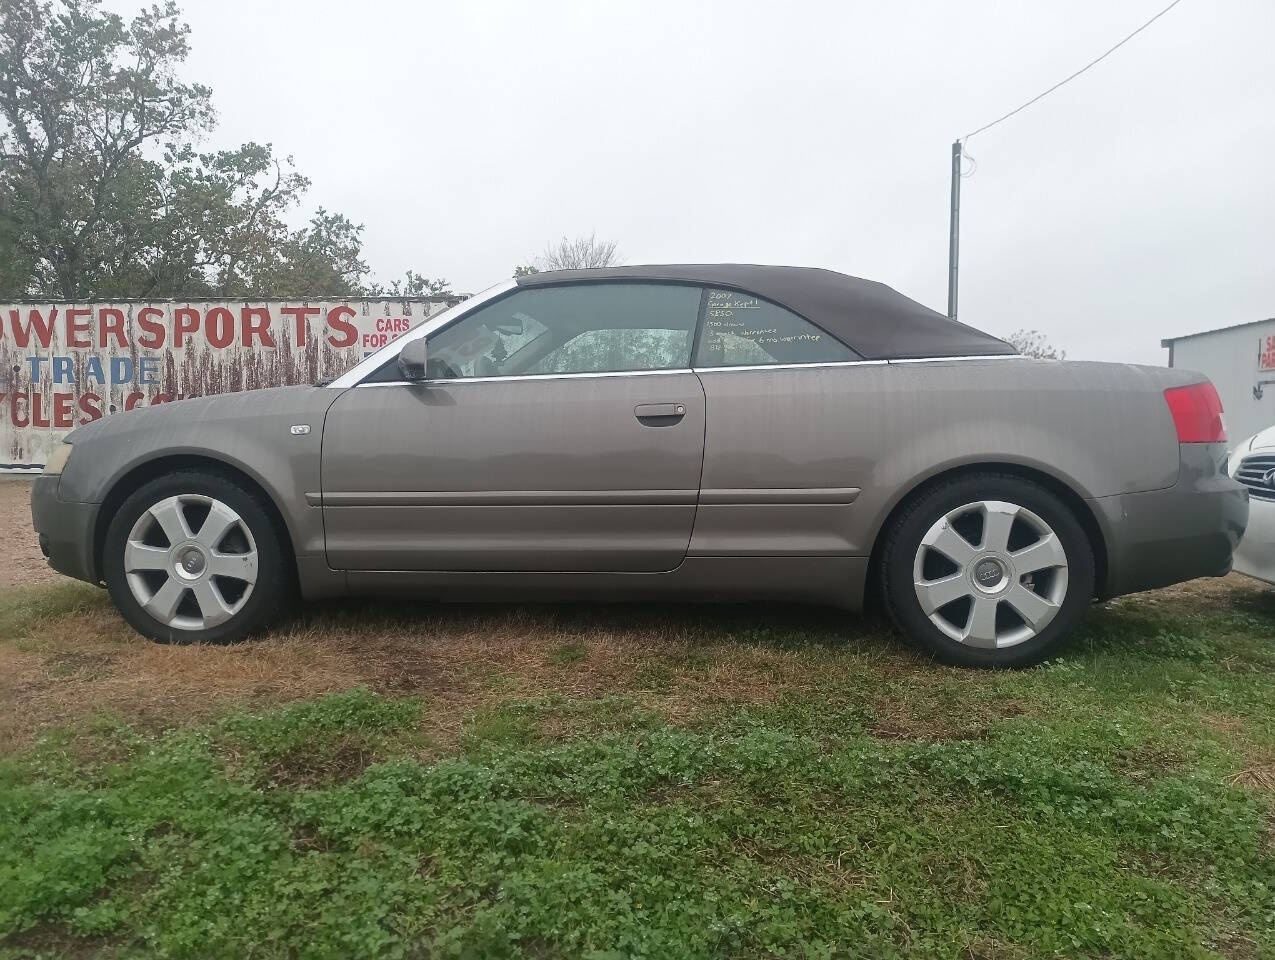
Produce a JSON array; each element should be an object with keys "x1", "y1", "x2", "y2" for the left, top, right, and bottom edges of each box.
[
  {"x1": 912, "y1": 500, "x2": 1069, "y2": 649},
  {"x1": 123, "y1": 494, "x2": 259, "y2": 631}
]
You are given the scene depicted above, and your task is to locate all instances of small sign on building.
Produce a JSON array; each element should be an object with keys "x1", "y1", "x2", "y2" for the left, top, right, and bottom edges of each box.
[{"x1": 1259, "y1": 334, "x2": 1275, "y2": 373}]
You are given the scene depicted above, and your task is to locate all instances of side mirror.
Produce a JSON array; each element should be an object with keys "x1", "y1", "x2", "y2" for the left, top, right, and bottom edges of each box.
[{"x1": 398, "y1": 338, "x2": 428, "y2": 381}]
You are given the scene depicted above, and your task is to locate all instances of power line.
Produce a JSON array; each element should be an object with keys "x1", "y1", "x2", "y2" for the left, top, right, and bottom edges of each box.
[{"x1": 962, "y1": 0, "x2": 1186, "y2": 141}]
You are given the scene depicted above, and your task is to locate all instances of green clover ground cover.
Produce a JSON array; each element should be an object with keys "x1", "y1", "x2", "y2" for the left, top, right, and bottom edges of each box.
[{"x1": 1, "y1": 581, "x2": 1274, "y2": 958}]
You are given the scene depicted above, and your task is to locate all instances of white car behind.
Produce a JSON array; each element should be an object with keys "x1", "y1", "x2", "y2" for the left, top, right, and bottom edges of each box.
[{"x1": 1228, "y1": 425, "x2": 1275, "y2": 584}]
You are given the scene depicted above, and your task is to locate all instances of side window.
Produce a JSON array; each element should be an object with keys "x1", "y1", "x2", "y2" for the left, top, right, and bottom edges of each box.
[
  {"x1": 693, "y1": 288, "x2": 859, "y2": 367},
  {"x1": 525, "y1": 328, "x2": 690, "y2": 375},
  {"x1": 425, "y1": 283, "x2": 701, "y2": 379}
]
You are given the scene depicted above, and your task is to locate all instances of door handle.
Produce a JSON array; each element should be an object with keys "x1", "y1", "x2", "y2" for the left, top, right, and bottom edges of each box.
[{"x1": 634, "y1": 402, "x2": 687, "y2": 426}]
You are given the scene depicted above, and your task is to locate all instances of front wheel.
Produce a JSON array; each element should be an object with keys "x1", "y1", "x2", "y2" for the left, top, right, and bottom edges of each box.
[
  {"x1": 104, "y1": 471, "x2": 292, "y2": 644},
  {"x1": 880, "y1": 473, "x2": 1095, "y2": 667}
]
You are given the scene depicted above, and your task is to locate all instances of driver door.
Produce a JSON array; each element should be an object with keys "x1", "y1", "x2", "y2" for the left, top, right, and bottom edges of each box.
[{"x1": 320, "y1": 282, "x2": 707, "y2": 573}]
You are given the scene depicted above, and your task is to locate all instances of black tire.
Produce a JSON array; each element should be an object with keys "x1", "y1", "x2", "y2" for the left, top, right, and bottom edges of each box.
[
  {"x1": 879, "y1": 472, "x2": 1095, "y2": 668},
  {"x1": 103, "y1": 470, "x2": 293, "y2": 644}
]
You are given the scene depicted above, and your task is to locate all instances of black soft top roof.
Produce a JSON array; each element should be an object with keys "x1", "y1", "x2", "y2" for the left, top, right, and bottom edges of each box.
[{"x1": 517, "y1": 264, "x2": 1014, "y2": 360}]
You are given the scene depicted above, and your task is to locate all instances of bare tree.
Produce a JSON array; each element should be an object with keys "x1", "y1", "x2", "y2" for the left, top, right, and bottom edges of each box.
[
  {"x1": 364, "y1": 269, "x2": 451, "y2": 298},
  {"x1": 1005, "y1": 329, "x2": 1065, "y2": 360},
  {"x1": 537, "y1": 232, "x2": 619, "y2": 271}
]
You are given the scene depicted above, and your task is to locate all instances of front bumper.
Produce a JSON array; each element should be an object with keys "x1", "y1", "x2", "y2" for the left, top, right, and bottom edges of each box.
[
  {"x1": 1233, "y1": 496, "x2": 1275, "y2": 586},
  {"x1": 30, "y1": 475, "x2": 101, "y2": 584},
  {"x1": 1090, "y1": 444, "x2": 1249, "y2": 598}
]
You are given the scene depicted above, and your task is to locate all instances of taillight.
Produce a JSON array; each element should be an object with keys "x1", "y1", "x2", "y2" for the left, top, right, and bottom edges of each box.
[{"x1": 1163, "y1": 382, "x2": 1227, "y2": 443}]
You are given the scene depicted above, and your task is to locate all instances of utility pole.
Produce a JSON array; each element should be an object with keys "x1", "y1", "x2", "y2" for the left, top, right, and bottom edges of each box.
[
  {"x1": 943, "y1": 2, "x2": 1183, "y2": 321},
  {"x1": 947, "y1": 140, "x2": 961, "y2": 320}
]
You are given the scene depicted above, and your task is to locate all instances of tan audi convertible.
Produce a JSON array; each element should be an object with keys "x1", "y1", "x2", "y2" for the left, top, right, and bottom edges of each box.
[{"x1": 33, "y1": 265, "x2": 1248, "y2": 666}]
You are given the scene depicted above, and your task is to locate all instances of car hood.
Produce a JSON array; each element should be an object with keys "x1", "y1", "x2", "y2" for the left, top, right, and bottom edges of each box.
[
  {"x1": 1246, "y1": 424, "x2": 1275, "y2": 453},
  {"x1": 65, "y1": 385, "x2": 337, "y2": 445}
]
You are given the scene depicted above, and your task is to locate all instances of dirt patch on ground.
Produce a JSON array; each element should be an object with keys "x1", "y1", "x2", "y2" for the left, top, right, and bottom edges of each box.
[{"x1": 0, "y1": 476, "x2": 59, "y2": 588}]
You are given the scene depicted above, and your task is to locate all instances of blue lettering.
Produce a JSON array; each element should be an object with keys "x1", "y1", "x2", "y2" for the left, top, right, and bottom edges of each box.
[
  {"x1": 110, "y1": 356, "x2": 134, "y2": 385},
  {"x1": 53, "y1": 356, "x2": 73, "y2": 384},
  {"x1": 85, "y1": 355, "x2": 105, "y2": 384},
  {"x1": 26, "y1": 357, "x2": 45, "y2": 380},
  {"x1": 138, "y1": 356, "x2": 159, "y2": 385}
]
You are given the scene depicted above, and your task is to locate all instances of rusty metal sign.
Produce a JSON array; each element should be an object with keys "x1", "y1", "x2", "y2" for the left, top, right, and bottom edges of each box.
[{"x1": 0, "y1": 297, "x2": 460, "y2": 470}]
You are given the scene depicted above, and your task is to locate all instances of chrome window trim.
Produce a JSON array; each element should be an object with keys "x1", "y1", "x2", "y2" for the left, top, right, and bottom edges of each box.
[
  {"x1": 693, "y1": 360, "x2": 888, "y2": 373},
  {"x1": 887, "y1": 354, "x2": 1024, "y2": 364},
  {"x1": 353, "y1": 368, "x2": 696, "y2": 388},
  {"x1": 327, "y1": 279, "x2": 518, "y2": 389},
  {"x1": 691, "y1": 355, "x2": 1022, "y2": 374},
  {"x1": 355, "y1": 354, "x2": 1026, "y2": 386}
]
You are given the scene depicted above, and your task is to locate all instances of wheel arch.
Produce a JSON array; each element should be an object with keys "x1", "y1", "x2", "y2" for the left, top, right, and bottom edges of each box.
[
  {"x1": 92, "y1": 454, "x2": 298, "y2": 584},
  {"x1": 864, "y1": 461, "x2": 1110, "y2": 606}
]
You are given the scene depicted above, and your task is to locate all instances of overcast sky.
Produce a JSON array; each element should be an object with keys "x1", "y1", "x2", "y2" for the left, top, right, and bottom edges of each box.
[{"x1": 104, "y1": 0, "x2": 1274, "y2": 364}]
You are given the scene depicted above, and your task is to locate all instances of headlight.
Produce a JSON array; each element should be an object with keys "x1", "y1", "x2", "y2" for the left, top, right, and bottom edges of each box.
[{"x1": 43, "y1": 443, "x2": 73, "y2": 475}]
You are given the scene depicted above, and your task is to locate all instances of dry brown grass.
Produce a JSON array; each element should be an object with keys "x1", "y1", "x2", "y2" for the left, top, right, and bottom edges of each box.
[
  {"x1": 2, "y1": 569, "x2": 1268, "y2": 758},
  {"x1": 1228, "y1": 763, "x2": 1275, "y2": 793},
  {"x1": 0, "y1": 583, "x2": 915, "y2": 754}
]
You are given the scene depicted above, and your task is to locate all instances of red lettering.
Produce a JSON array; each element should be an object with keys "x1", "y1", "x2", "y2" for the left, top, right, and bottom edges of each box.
[
  {"x1": 281, "y1": 306, "x2": 320, "y2": 346},
  {"x1": 241, "y1": 306, "x2": 275, "y2": 348},
  {"x1": 53, "y1": 392, "x2": 73, "y2": 428},
  {"x1": 206, "y1": 306, "x2": 234, "y2": 349},
  {"x1": 326, "y1": 305, "x2": 357, "y2": 348},
  {"x1": 124, "y1": 392, "x2": 144, "y2": 411},
  {"x1": 78, "y1": 392, "x2": 103, "y2": 424},
  {"x1": 99, "y1": 307, "x2": 127, "y2": 348},
  {"x1": 137, "y1": 307, "x2": 165, "y2": 349},
  {"x1": 174, "y1": 307, "x2": 199, "y2": 347},
  {"x1": 8, "y1": 308, "x2": 57, "y2": 349},
  {"x1": 32, "y1": 393, "x2": 50, "y2": 428},
  {"x1": 66, "y1": 307, "x2": 92, "y2": 348}
]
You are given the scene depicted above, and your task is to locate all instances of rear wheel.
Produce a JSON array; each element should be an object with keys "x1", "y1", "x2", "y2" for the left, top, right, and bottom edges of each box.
[
  {"x1": 104, "y1": 471, "x2": 292, "y2": 644},
  {"x1": 880, "y1": 473, "x2": 1095, "y2": 667}
]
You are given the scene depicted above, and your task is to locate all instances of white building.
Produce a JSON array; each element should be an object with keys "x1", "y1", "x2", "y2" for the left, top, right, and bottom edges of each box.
[{"x1": 1162, "y1": 318, "x2": 1275, "y2": 445}]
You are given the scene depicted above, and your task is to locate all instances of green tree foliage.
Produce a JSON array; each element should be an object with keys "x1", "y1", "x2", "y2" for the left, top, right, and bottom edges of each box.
[{"x1": 0, "y1": 0, "x2": 380, "y2": 299}]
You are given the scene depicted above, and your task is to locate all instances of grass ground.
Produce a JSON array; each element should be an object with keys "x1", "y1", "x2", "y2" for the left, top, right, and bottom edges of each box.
[{"x1": 0, "y1": 574, "x2": 1273, "y2": 959}]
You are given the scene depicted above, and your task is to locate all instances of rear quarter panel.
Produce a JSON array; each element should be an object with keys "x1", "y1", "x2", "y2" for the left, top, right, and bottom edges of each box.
[{"x1": 693, "y1": 358, "x2": 1193, "y2": 557}]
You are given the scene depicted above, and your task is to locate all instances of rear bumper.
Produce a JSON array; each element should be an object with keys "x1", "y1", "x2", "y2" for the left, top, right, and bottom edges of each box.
[
  {"x1": 30, "y1": 475, "x2": 100, "y2": 584},
  {"x1": 1233, "y1": 496, "x2": 1275, "y2": 585},
  {"x1": 1090, "y1": 444, "x2": 1249, "y2": 598}
]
